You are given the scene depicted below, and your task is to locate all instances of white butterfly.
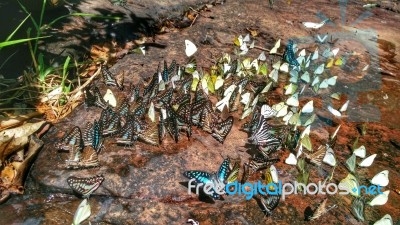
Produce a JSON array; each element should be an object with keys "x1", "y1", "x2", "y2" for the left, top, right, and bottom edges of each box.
[
  {"x1": 316, "y1": 34, "x2": 328, "y2": 43},
  {"x1": 301, "y1": 71, "x2": 310, "y2": 83},
  {"x1": 258, "y1": 51, "x2": 267, "y2": 61},
  {"x1": 301, "y1": 125, "x2": 311, "y2": 138},
  {"x1": 285, "y1": 153, "x2": 297, "y2": 165},
  {"x1": 368, "y1": 190, "x2": 390, "y2": 206},
  {"x1": 296, "y1": 144, "x2": 304, "y2": 158},
  {"x1": 314, "y1": 64, "x2": 325, "y2": 75},
  {"x1": 285, "y1": 83, "x2": 297, "y2": 95},
  {"x1": 312, "y1": 48, "x2": 319, "y2": 60},
  {"x1": 286, "y1": 93, "x2": 299, "y2": 107},
  {"x1": 261, "y1": 82, "x2": 272, "y2": 93},
  {"x1": 301, "y1": 100, "x2": 314, "y2": 113},
  {"x1": 185, "y1": 40, "x2": 197, "y2": 57},
  {"x1": 270, "y1": 165, "x2": 279, "y2": 183},
  {"x1": 331, "y1": 48, "x2": 339, "y2": 57},
  {"x1": 269, "y1": 68, "x2": 279, "y2": 83},
  {"x1": 353, "y1": 145, "x2": 366, "y2": 158},
  {"x1": 216, "y1": 84, "x2": 236, "y2": 112},
  {"x1": 370, "y1": 170, "x2": 389, "y2": 187},
  {"x1": 280, "y1": 62, "x2": 289, "y2": 73},
  {"x1": 339, "y1": 173, "x2": 360, "y2": 197},
  {"x1": 373, "y1": 214, "x2": 393, "y2": 225},
  {"x1": 319, "y1": 76, "x2": 337, "y2": 89},
  {"x1": 240, "y1": 92, "x2": 251, "y2": 105},
  {"x1": 270, "y1": 39, "x2": 281, "y2": 54},
  {"x1": 323, "y1": 146, "x2": 336, "y2": 166},
  {"x1": 272, "y1": 102, "x2": 288, "y2": 117},
  {"x1": 214, "y1": 76, "x2": 224, "y2": 90},
  {"x1": 302, "y1": 19, "x2": 330, "y2": 29},
  {"x1": 73, "y1": 199, "x2": 91, "y2": 225},
  {"x1": 148, "y1": 102, "x2": 155, "y2": 122},
  {"x1": 283, "y1": 111, "x2": 294, "y2": 125},
  {"x1": 103, "y1": 89, "x2": 117, "y2": 107},
  {"x1": 327, "y1": 100, "x2": 350, "y2": 117},
  {"x1": 358, "y1": 154, "x2": 377, "y2": 167}
]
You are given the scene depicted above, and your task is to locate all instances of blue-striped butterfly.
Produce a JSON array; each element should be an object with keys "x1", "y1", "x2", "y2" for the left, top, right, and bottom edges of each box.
[
  {"x1": 56, "y1": 126, "x2": 83, "y2": 151},
  {"x1": 67, "y1": 174, "x2": 104, "y2": 198},
  {"x1": 184, "y1": 158, "x2": 231, "y2": 199},
  {"x1": 93, "y1": 86, "x2": 108, "y2": 109},
  {"x1": 283, "y1": 40, "x2": 300, "y2": 67},
  {"x1": 116, "y1": 118, "x2": 137, "y2": 145}
]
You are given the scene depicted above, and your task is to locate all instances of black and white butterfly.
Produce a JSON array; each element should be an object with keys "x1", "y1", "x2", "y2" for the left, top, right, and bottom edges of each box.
[
  {"x1": 67, "y1": 174, "x2": 104, "y2": 198},
  {"x1": 211, "y1": 116, "x2": 234, "y2": 143}
]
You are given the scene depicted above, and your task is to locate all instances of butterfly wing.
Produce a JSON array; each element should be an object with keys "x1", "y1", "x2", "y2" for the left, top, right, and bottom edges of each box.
[
  {"x1": 211, "y1": 116, "x2": 234, "y2": 143},
  {"x1": 217, "y1": 158, "x2": 231, "y2": 183},
  {"x1": 260, "y1": 194, "x2": 280, "y2": 216},
  {"x1": 183, "y1": 171, "x2": 212, "y2": 184}
]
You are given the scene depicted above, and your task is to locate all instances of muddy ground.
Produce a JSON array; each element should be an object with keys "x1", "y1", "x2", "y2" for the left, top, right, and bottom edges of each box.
[{"x1": 0, "y1": 0, "x2": 399, "y2": 224}]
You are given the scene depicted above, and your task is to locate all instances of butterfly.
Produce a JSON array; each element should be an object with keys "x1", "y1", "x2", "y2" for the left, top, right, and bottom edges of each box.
[
  {"x1": 248, "y1": 116, "x2": 282, "y2": 149},
  {"x1": 132, "y1": 102, "x2": 147, "y2": 117},
  {"x1": 93, "y1": 86, "x2": 108, "y2": 109},
  {"x1": 184, "y1": 158, "x2": 230, "y2": 199},
  {"x1": 211, "y1": 116, "x2": 234, "y2": 143},
  {"x1": 66, "y1": 145, "x2": 100, "y2": 169},
  {"x1": 316, "y1": 34, "x2": 328, "y2": 43},
  {"x1": 92, "y1": 120, "x2": 103, "y2": 153},
  {"x1": 190, "y1": 99, "x2": 207, "y2": 126},
  {"x1": 116, "y1": 118, "x2": 137, "y2": 145},
  {"x1": 67, "y1": 174, "x2": 104, "y2": 198},
  {"x1": 56, "y1": 126, "x2": 84, "y2": 151},
  {"x1": 128, "y1": 83, "x2": 141, "y2": 103},
  {"x1": 200, "y1": 102, "x2": 217, "y2": 134},
  {"x1": 177, "y1": 102, "x2": 193, "y2": 132},
  {"x1": 247, "y1": 157, "x2": 280, "y2": 172},
  {"x1": 229, "y1": 86, "x2": 241, "y2": 112},
  {"x1": 283, "y1": 40, "x2": 300, "y2": 67},
  {"x1": 82, "y1": 122, "x2": 93, "y2": 147},
  {"x1": 143, "y1": 73, "x2": 158, "y2": 98},
  {"x1": 305, "y1": 145, "x2": 327, "y2": 167},
  {"x1": 226, "y1": 159, "x2": 240, "y2": 184},
  {"x1": 154, "y1": 89, "x2": 174, "y2": 108},
  {"x1": 185, "y1": 40, "x2": 197, "y2": 57},
  {"x1": 241, "y1": 109, "x2": 260, "y2": 134},
  {"x1": 115, "y1": 71, "x2": 124, "y2": 90},
  {"x1": 102, "y1": 112, "x2": 121, "y2": 136},
  {"x1": 137, "y1": 121, "x2": 160, "y2": 146},
  {"x1": 101, "y1": 65, "x2": 117, "y2": 86},
  {"x1": 84, "y1": 87, "x2": 96, "y2": 107},
  {"x1": 116, "y1": 98, "x2": 130, "y2": 117},
  {"x1": 308, "y1": 198, "x2": 337, "y2": 221},
  {"x1": 351, "y1": 197, "x2": 365, "y2": 221},
  {"x1": 260, "y1": 194, "x2": 280, "y2": 216}
]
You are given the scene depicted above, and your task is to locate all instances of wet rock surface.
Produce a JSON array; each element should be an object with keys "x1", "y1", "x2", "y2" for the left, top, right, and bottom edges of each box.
[{"x1": 1, "y1": 0, "x2": 400, "y2": 224}]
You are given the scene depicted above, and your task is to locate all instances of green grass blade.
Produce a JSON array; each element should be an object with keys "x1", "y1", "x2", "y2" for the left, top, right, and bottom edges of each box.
[
  {"x1": 0, "y1": 36, "x2": 51, "y2": 49},
  {"x1": 5, "y1": 14, "x2": 31, "y2": 42}
]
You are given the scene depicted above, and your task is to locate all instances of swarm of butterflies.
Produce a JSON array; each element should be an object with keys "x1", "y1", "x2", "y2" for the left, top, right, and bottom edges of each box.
[
  {"x1": 182, "y1": 34, "x2": 393, "y2": 224},
  {"x1": 54, "y1": 33, "x2": 392, "y2": 224}
]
